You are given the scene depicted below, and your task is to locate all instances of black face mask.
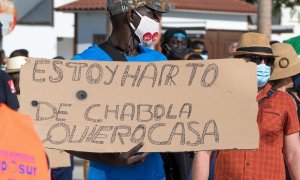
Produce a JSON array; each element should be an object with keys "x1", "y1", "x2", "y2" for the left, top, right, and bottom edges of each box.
[{"x1": 165, "y1": 44, "x2": 187, "y2": 60}]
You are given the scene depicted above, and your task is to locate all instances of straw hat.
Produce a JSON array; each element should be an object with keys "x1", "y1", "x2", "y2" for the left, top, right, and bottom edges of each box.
[
  {"x1": 269, "y1": 43, "x2": 300, "y2": 80},
  {"x1": 6, "y1": 56, "x2": 27, "y2": 73},
  {"x1": 232, "y1": 32, "x2": 275, "y2": 57}
]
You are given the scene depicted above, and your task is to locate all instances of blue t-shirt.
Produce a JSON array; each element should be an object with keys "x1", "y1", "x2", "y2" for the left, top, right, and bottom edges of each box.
[{"x1": 73, "y1": 45, "x2": 166, "y2": 180}]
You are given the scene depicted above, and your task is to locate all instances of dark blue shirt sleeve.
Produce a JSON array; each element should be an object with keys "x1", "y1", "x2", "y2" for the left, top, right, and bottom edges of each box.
[{"x1": 0, "y1": 70, "x2": 19, "y2": 110}]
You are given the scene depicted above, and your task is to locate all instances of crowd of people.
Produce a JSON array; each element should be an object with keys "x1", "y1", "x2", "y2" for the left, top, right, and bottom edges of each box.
[{"x1": 0, "y1": 0, "x2": 300, "y2": 180}]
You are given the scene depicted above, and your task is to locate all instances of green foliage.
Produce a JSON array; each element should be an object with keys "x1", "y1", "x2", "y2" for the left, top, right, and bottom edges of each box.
[
  {"x1": 274, "y1": 0, "x2": 300, "y2": 8},
  {"x1": 244, "y1": 0, "x2": 300, "y2": 7},
  {"x1": 243, "y1": 0, "x2": 300, "y2": 18}
]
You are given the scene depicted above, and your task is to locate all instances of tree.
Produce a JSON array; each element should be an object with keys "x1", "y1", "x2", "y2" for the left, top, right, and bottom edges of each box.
[
  {"x1": 245, "y1": 0, "x2": 300, "y2": 7},
  {"x1": 245, "y1": 0, "x2": 300, "y2": 17},
  {"x1": 244, "y1": 0, "x2": 300, "y2": 38},
  {"x1": 257, "y1": 0, "x2": 272, "y2": 38}
]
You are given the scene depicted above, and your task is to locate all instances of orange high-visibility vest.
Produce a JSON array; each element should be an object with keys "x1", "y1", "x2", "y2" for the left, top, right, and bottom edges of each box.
[{"x1": 0, "y1": 104, "x2": 50, "y2": 180}]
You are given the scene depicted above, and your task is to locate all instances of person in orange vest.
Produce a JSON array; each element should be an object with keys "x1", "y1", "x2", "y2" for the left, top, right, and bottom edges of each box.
[{"x1": 0, "y1": 103, "x2": 50, "y2": 179}]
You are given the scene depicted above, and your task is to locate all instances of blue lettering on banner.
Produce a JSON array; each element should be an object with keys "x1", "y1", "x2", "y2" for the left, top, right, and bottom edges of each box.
[
  {"x1": 0, "y1": 149, "x2": 37, "y2": 177},
  {"x1": 0, "y1": 160, "x2": 37, "y2": 176}
]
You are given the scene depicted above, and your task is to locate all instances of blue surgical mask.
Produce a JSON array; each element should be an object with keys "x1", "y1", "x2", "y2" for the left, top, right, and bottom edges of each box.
[
  {"x1": 257, "y1": 64, "x2": 271, "y2": 88},
  {"x1": 201, "y1": 54, "x2": 208, "y2": 60}
]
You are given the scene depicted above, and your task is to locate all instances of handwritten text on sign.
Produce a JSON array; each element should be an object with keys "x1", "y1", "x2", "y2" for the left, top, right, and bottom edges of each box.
[{"x1": 20, "y1": 58, "x2": 259, "y2": 152}]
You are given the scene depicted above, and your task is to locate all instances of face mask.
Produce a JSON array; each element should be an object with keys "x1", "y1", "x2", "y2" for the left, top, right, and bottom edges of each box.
[
  {"x1": 257, "y1": 64, "x2": 271, "y2": 88},
  {"x1": 201, "y1": 54, "x2": 208, "y2": 60},
  {"x1": 0, "y1": 64, "x2": 6, "y2": 71},
  {"x1": 129, "y1": 11, "x2": 160, "y2": 47},
  {"x1": 165, "y1": 45, "x2": 187, "y2": 60}
]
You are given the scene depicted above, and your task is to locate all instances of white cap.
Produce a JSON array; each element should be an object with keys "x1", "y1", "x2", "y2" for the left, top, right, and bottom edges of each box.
[{"x1": 6, "y1": 56, "x2": 27, "y2": 73}]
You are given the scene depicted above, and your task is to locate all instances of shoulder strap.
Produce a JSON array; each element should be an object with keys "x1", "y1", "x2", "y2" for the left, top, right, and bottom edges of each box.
[
  {"x1": 288, "y1": 90, "x2": 300, "y2": 105},
  {"x1": 258, "y1": 88, "x2": 276, "y2": 105},
  {"x1": 98, "y1": 42, "x2": 127, "y2": 61}
]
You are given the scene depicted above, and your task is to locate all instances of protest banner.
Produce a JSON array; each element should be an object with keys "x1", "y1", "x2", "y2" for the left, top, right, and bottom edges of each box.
[{"x1": 19, "y1": 58, "x2": 258, "y2": 152}]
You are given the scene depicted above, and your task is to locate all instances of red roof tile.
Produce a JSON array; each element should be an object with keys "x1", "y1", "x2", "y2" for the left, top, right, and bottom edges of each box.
[
  {"x1": 173, "y1": 0, "x2": 257, "y2": 13},
  {"x1": 56, "y1": 0, "x2": 257, "y2": 13}
]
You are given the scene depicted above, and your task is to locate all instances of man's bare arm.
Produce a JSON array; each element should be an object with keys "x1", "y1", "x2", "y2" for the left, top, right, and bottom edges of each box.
[
  {"x1": 67, "y1": 142, "x2": 149, "y2": 166},
  {"x1": 284, "y1": 132, "x2": 300, "y2": 179},
  {"x1": 192, "y1": 151, "x2": 211, "y2": 180}
]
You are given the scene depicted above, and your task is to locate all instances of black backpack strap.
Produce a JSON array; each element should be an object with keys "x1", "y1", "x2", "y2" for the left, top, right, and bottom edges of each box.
[
  {"x1": 258, "y1": 88, "x2": 276, "y2": 105},
  {"x1": 98, "y1": 42, "x2": 127, "y2": 61}
]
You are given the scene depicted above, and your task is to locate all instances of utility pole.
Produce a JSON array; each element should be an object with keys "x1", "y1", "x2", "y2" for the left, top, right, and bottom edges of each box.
[
  {"x1": 0, "y1": 22, "x2": 2, "y2": 50},
  {"x1": 106, "y1": 16, "x2": 112, "y2": 39},
  {"x1": 257, "y1": 0, "x2": 272, "y2": 39}
]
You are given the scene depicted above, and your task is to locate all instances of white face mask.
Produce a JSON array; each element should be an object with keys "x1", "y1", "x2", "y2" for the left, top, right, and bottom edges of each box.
[
  {"x1": 201, "y1": 54, "x2": 208, "y2": 60},
  {"x1": 129, "y1": 10, "x2": 160, "y2": 47}
]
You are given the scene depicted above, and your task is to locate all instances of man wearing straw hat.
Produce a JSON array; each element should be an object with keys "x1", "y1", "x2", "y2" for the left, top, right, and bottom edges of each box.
[
  {"x1": 69, "y1": 0, "x2": 174, "y2": 180},
  {"x1": 192, "y1": 32, "x2": 300, "y2": 180},
  {"x1": 269, "y1": 43, "x2": 300, "y2": 180}
]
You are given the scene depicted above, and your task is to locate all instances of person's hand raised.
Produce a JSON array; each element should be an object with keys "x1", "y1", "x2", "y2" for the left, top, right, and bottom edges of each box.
[{"x1": 119, "y1": 142, "x2": 149, "y2": 166}]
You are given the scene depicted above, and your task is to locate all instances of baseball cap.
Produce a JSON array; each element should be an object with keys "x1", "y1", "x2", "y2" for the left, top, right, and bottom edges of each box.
[
  {"x1": 107, "y1": 0, "x2": 174, "y2": 16},
  {"x1": 6, "y1": 56, "x2": 27, "y2": 74}
]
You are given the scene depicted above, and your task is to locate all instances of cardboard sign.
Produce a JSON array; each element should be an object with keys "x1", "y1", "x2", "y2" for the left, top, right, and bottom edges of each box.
[
  {"x1": 46, "y1": 148, "x2": 71, "y2": 168},
  {"x1": 20, "y1": 58, "x2": 259, "y2": 152}
]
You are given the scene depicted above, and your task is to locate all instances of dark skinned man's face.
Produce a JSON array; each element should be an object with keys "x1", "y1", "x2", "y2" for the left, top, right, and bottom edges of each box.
[
  {"x1": 129, "y1": 6, "x2": 162, "y2": 29},
  {"x1": 167, "y1": 36, "x2": 187, "y2": 49},
  {"x1": 135, "y1": 6, "x2": 162, "y2": 22}
]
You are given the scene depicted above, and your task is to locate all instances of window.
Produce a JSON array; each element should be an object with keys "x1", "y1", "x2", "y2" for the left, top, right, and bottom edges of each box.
[{"x1": 16, "y1": 0, "x2": 53, "y2": 25}]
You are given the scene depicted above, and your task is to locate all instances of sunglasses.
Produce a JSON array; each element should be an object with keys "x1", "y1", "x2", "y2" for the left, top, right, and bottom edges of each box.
[{"x1": 242, "y1": 55, "x2": 275, "y2": 66}]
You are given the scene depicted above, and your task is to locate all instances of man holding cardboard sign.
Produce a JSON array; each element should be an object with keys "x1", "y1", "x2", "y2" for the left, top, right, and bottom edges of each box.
[
  {"x1": 19, "y1": 52, "x2": 260, "y2": 177},
  {"x1": 192, "y1": 33, "x2": 300, "y2": 180},
  {"x1": 70, "y1": 0, "x2": 173, "y2": 179},
  {"x1": 19, "y1": 2, "x2": 261, "y2": 180}
]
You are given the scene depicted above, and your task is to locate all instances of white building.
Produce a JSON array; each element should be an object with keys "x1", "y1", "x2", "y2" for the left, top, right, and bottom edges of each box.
[
  {"x1": 2, "y1": 0, "x2": 76, "y2": 59},
  {"x1": 57, "y1": 0, "x2": 257, "y2": 59},
  {"x1": 2, "y1": 0, "x2": 298, "y2": 59},
  {"x1": 272, "y1": 6, "x2": 300, "y2": 42}
]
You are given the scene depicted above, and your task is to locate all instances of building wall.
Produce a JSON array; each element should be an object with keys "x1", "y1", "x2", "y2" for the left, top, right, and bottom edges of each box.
[
  {"x1": 163, "y1": 11, "x2": 251, "y2": 58},
  {"x1": 2, "y1": 0, "x2": 75, "y2": 58},
  {"x1": 54, "y1": 0, "x2": 75, "y2": 38},
  {"x1": 3, "y1": 25, "x2": 56, "y2": 58},
  {"x1": 271, "y1": 6, "x2": 300, "y2": 42},
  {"x1": 57, "y1": 37, "x2": 74, "y2": 59},
  {"x1": 162, "y1": 10, "x2": 251, "y2": 31},
  {"x1": 77, "y1": 11, "x2": 108, "y2": 54},
  {"x1": 75, "y1": 10, "x2": 252, "y2": 55}
]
